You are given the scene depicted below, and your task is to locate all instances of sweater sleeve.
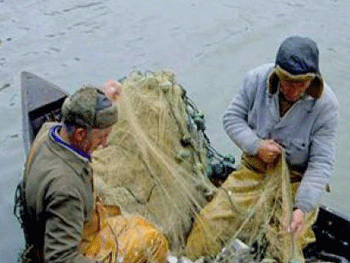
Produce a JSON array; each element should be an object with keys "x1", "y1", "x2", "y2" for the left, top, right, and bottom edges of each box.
[
  {"x1": 222, "y1": 69, "x2": 263, "y2": 155},
  {"x1": 295, "y1": 95, "x2": 339, "y2": 212}
]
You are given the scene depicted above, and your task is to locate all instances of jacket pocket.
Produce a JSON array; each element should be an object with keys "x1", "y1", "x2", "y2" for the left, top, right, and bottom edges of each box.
[{"x1": 287, "y1": 138, "x2": 309, "y2": 165}]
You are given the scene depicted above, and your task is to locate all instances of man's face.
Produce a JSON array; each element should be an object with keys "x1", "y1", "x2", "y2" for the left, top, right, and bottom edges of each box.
[
  {"x1": 80, "y1": 126, "x2": 113, "y2": 153},
  {"x1": 280, "y1": 79, "x2": 312, "y2": 102}
]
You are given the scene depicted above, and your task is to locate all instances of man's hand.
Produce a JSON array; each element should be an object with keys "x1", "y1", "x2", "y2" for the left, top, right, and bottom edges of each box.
[
  {"x1": 257, "y1": 139, "x2": 282, "y2": 163},
  {"x1": 102, "y1": 79, "x2": 122, "y2": 102},
  {"x1": 288, "y1": 208, "x2": 305, "y2": 238}
]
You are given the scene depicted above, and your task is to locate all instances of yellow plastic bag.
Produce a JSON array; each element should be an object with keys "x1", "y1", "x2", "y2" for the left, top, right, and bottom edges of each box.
[
  {"x1": 80, "y1": 197, "x2": 120, "y2": 262},
  {"x1": 108, "y1": 214, "x2": 169, "y2": 263}
]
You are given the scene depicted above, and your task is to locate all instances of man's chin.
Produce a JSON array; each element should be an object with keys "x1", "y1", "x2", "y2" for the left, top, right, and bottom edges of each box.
[
  {"x1": 283, "y1": 94, "x2": 299, "y2": 102},
  {"x1": 286, "y1": 97, "x2": 298, "y2": 102}
]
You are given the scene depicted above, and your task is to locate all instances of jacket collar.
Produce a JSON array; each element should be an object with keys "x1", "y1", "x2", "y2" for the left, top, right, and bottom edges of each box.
[
  {"x1": 45, "y1": 123, "x2": 92, "y2": 178},
  {"x1": 49, "y1": 124, "x2": 91, "y2": 162}
]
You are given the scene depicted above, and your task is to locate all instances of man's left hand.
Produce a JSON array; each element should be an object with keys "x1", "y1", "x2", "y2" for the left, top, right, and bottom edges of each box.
[{"x1": 288, "y1": 208, "x2": 305, "y2": 237}]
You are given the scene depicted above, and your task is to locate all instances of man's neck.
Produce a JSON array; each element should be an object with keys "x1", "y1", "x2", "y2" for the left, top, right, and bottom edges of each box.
[
  {"x1": 58, "y1": 126, "x2": 82, "y2": 150},
  {"x1": 278, "y1": 92, "x2": 296, "y2": 117},
  {"x1": 54, "y1": 125, "x2": 91, "y2": 161},
  {"x1": 58, "y1": 126, "x2": 71, "y2": 145}
]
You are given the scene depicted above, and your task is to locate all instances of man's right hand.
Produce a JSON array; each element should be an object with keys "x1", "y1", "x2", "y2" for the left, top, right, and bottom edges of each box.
[
  {"x1": 102, "y1": 79, "x2": 122, "y2": 102},
  {"x1": 257, "y1": 139, "x2": 282, "y2": 163}
]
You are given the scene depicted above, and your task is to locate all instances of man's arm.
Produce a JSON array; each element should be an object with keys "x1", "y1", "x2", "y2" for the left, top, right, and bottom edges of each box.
[
  {"x1": 289, "y1": 98, "x2": 338, "y2": 236},
  {"x1": 44, "y1": 179, "x2": 95, "y2": 263},
  {"x1": 295, "y1": 95, "x2": 339, "y2": 213},
  {"x1": 223, "y1": 68, "x2": 263, "y2": 155}
]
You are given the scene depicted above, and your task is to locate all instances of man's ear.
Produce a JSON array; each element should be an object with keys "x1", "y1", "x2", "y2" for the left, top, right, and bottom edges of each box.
[{"x1": 73, "y1": 127, "x2": 87, "y2": 143}]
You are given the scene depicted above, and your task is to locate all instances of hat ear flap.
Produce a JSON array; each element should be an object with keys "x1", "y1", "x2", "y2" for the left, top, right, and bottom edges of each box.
[
  {"x1": 306, "y1": 76, "x2": 323, "y2": 99},
  {"x1": 268, "y1": 70, "x2": 280, "y2": 95}
]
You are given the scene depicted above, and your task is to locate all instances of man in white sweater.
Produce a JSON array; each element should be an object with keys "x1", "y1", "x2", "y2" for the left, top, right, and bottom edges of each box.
[
  {"x1": 185, "y1": 36, "x2": 339, "y2": 261},
  {"x1": 223, "y1": 36, "x2": 339, "y2": 235}
]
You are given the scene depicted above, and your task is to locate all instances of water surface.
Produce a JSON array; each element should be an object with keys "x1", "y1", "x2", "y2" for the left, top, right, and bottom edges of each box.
[{"x1": 1, "y1": 0, "x2": 350, "y2": 261}]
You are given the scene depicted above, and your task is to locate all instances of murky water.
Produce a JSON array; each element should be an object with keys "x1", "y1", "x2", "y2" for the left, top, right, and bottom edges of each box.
[{"x1": 1, "y1": 0, "x2": 350, "y2": 261}]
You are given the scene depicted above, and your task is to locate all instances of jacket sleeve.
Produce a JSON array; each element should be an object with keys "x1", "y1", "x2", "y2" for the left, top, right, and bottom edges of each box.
[
  {"x1": 222, "y1": 69, "x2": 263, "y2": 155},
  {"x1": 295, "y1": 95, "x2": 339, "y2": 212},
  {"x1": 43, "y1": 176, "x2": 96, "y2": 263}
]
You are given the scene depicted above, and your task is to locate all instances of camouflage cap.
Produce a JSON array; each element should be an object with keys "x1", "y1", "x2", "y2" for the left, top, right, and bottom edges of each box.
[{"x1": 61, "y1": 86, "x2": 118, "y2": 128}]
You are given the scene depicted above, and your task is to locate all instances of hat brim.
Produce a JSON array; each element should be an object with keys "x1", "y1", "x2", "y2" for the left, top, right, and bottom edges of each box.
[
  {"x1": 268, "y1": 66, "x2": 324, "y2": 99},
  {"x1": 274, "y1": 65, "x2": 316, "y2": 82}
]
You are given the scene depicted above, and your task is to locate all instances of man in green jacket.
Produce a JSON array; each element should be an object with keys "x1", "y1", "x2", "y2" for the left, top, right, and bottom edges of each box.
[{"x1": 17, "y1": 86, "x2": 118, "y2": 262}]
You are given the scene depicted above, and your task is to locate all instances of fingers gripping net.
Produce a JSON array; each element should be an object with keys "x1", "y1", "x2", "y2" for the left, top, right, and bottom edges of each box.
[{"x1": 92, "y1": 69, "x2": 215, "y2": 252}]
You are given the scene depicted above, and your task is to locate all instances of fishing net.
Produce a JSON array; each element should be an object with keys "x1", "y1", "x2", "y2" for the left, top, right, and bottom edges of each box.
[
  {"x1": 92, "y1": 69, "x2": 217, "y2": 252},
  {"x1": 184, "y1": 154, "x2": 318, "y2": 263},
  {"x1": 91, "y1": 69, "x2": 315, "y2": 262}
]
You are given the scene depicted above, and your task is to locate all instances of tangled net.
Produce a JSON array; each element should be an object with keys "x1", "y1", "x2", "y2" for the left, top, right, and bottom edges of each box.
[
  {"x1": 219, "y1": 155, "x2": 304, "y2": 263},
  {"x1": 92, "y1": 69, "x2": 303, "y2": 262},
  {"x1": 92, "y1": 69, "x2": 216, "y2": 252}
]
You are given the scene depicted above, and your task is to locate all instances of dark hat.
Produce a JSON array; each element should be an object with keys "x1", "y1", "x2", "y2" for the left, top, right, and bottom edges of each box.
[
  {"x1": 275, "y1": 36, "x2": 320, "y2": 75},
  {"x1": 62, "y1": 86, "x2": 118, "y2": 128},
  {"x1": 268, "y1": 36, "x2": 324, "y2": 99}
]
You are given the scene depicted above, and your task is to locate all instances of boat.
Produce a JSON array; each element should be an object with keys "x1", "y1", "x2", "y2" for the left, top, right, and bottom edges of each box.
[
  {"x1": 21, "y1": 71, "x2": 69, "y2": 155},
  {"x1": 20, "y1": 71, "x2": 350, "y2": 262}
]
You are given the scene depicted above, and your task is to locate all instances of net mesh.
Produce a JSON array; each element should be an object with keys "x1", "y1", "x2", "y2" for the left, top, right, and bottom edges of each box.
[
  {"x1": 183, "y1": 155, "x2": 307, "y2": 263},
  {"x1": 92, "y1": 69, "x2": 215, "y2": 252},
  {"x1": 92, "y1": 69, "x2": 305, "y2": 262},
  {"x1": 221, "y1": 155, "x2": 303, "y2": 262}
]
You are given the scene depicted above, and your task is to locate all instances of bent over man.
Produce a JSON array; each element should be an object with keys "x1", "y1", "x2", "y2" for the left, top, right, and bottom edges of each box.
[
  {"x1": 223, "y1": 36, "x2": 339, "y2": 234},
  {"x1": 17, "y1": 86, "x2": 118, "y2": 262},
  {"x1": 185, "y1": 36, "x2": 339, "y2": 261}
]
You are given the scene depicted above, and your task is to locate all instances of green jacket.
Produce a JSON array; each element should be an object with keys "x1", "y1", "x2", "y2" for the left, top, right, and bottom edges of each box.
[{"x1": 22, "y1": 123, "x2": 95, "y2": 263}]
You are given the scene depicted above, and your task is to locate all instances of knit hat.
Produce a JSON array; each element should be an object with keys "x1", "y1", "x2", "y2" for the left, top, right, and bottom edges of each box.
[{"x1": 62, "y1": 86, "x2": 118, "y2": 128}]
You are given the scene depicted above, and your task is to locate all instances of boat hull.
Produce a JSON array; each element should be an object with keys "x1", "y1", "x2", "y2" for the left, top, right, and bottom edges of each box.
[{"x1": 21, "y1": 71, "x2": 68, "y2": 154}]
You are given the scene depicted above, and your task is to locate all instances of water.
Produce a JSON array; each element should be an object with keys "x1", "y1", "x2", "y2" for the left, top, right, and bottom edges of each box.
[{"x1": 1, "y1": 0, "x2": 350, "y2": 261}]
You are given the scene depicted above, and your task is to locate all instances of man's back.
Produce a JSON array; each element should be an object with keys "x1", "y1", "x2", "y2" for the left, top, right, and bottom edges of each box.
[{"x1": 22, "y1": 123, "x2": 94, "y2": 262}]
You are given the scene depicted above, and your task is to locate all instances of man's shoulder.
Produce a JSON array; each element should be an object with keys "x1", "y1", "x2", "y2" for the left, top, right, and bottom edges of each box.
[
  {"x1": 243, "y1": 64, "x2": 274, "y2": 91},
  {"x1": 28, "y1": 136, "x2": 89, "y2": 188},
  {"x1": 241, "y1": 64, "x2": 274, "y2": 96},
  {"x1": 29, "y1": 159, "x2": 89, "y2": 202},
  {"x1": 33, "y1": 122, "x2": 58, "y2": 143},
  {"x1": 316, "y1": 83, "x2": 339, "y2": 111}
]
